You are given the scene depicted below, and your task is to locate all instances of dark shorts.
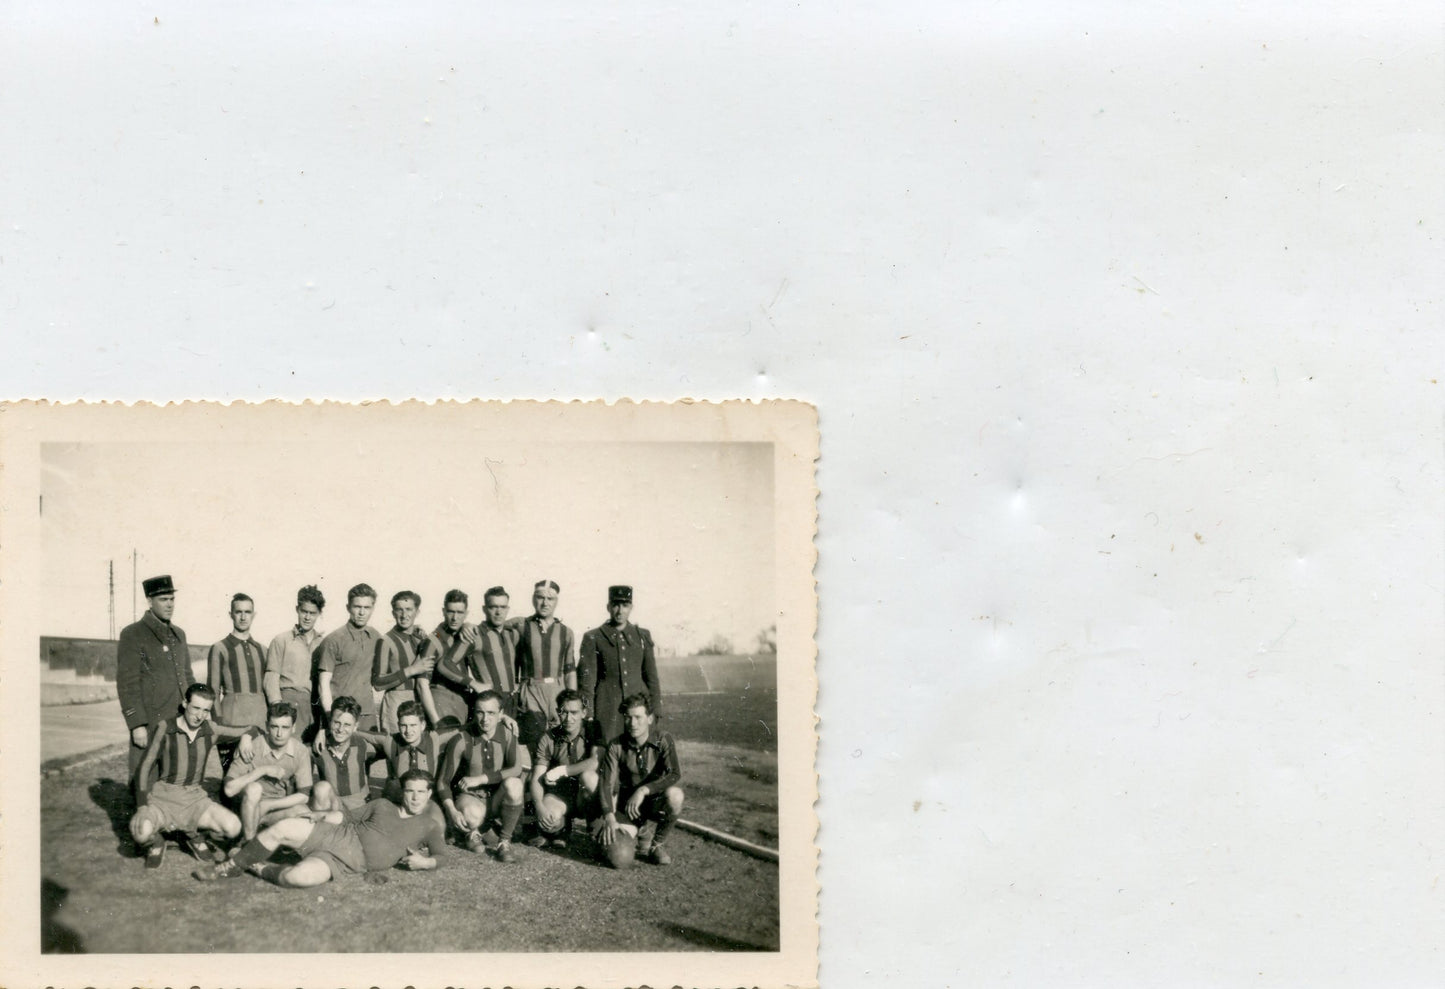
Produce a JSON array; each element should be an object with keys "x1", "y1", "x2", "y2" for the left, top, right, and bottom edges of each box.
[
  {"x1": 538, "y1": 780, "x2": 597, "y2": 832},
  {"x1": 297, "y1": 821, "x2": 367, "y2": 877}
]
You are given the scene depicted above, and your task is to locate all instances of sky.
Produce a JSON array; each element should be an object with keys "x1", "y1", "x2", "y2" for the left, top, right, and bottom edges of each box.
[{"x1": 41, "y1": 440, "x2": 774, "y2": 655}]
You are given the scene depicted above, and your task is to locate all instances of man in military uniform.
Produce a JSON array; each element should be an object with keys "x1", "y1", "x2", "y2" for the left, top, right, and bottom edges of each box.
[
  {"x1": 577, "y1": 585, "x2": 663, "y2": 741},
  {"x1": 116, "y1": 574, "x2": 195, "y2": 792}
]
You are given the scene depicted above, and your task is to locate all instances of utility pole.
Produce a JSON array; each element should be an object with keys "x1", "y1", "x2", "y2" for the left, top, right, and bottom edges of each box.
[{"x1": 109, "y1": 559, "x2": 115, "y2": 640}]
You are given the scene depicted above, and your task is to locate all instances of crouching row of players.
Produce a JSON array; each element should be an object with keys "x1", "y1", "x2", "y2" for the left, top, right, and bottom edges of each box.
[{"x1": 128, "y1": 682, "x2": 684, "y2": 888}]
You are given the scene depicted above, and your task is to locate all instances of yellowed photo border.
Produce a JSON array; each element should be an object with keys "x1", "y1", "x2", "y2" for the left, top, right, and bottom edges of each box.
[{"x1": 0, "y1": 399, "x2": 818, "y2": 989}]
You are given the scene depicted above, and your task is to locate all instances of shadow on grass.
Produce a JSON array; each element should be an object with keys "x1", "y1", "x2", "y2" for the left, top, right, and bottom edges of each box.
[
  {"x1": 87, "y1": 776, "x2": 134, "y2": 855},
  {"x1": 661, "y1": 922, "x2": 774, "y2": 952},
  {"x1": 41, "y1": 877, "x2": 86, "y2": 954}
]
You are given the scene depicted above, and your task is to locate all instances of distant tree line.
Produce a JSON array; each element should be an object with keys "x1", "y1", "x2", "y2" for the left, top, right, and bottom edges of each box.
[{"x1": 695, "y1": 624, "x2": 776, "y2": 656}]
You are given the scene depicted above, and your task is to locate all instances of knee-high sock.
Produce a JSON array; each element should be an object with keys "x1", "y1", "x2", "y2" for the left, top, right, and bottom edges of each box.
[
  {"x1": 230, "y1": 837, "x2": 273, "y2": 870},
  {"x1": 498, "y1": 801, "x2": 523, "y2": 842}
]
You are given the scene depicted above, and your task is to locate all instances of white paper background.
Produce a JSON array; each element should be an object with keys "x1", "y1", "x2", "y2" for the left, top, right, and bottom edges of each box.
[{"x1": 3, "y1": 2, "x2": 1442, "y2": 985}]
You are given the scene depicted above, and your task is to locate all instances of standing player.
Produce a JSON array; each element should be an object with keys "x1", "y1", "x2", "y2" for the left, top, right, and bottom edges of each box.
[
  {"x1": 427, "y1": 589, "x2": 473, "y2": 728},
  {"x1": 372, "y1": 590, "x2": 439, "y2": 733},
  {"x1": 512, "y1": 579, "x2": 577, "y2": 748},
  {"x1": 317, "y1": 583, "x2": 383, "y2": 731},
  {"x1": 225, "y1": 702, "x2": 314, "y2": 840},
  {"x1": 207, "y1": 593, "x2": 268, "y2": 768},
  {"x1": 597, "y1": 692, "x2": 685, "y2": 867},
  {"x1": 577, "y1": 585, "x2": 664, "y2": 741},
  {"x1": 438, "y1": 690, "x2": 530, "y2": 863},
  {"x1": 116, "y1": 574, "x2": 194, "y2": 790},
  {"x1": 436, "y1": 586, "x2": 519, "y2": 719},
  {"x1": 527, "y1": 689, "x2": 601, "y2": 849},
  {"x1": 310, "y1": 695, "x2": 382, "y2": 815},
  {"x1": 129, "y1": 683, "x2": 255, "y2": 868},
  {"x1": 263, "y1": 585, "x2": 326, "y2": 741},
  {"x1": 195, "y1": 769, "x2": 448, "y2": 887}
]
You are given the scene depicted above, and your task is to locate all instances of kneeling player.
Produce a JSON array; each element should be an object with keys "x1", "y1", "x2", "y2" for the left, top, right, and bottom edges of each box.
[
  {"x1": 528, "y1": 689, "x2": 601, "y2": 849},
  {"x1": 438, "y1": 689, "x2": 530, "y2": 862},
  {"x1": 195, "y1": 769, "x2": 447, "y2": 886},
  {"x1": 225, "y1": 702, "x2": 313, "y2": 839},
  {"x1": 310, "y1": 696, "x2": 383, "y2": 815},
  {"x1": 597, "y1": 692, "x2": 685, "y2": 868},
  {"x1": 129, "y1": 683, "x2": 254, "y2": 868}
]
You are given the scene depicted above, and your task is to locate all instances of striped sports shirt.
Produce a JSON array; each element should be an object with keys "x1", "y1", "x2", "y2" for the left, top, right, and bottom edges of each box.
[
  {"x1": 378, "y1": 730, "x2": 449, "y2": 780},
  {"x1": 533, "y1": 720, "x2": 603, "y2": 772},
  {"x1": 437, "y1": 722, "x2": 530, "y2": 802},
  {"x1": 208, "y1": 633, "x2": 266, "y2": 700},
  {"x1": 313, "y1": 735, "x2": 377, "y2": 801},
  {"x1": 372, "y1": 626, "x2": 438, "y2": 693},
  {"x1": 437, "y1": 622, "x2": 519, "y2": 695},
  {"x1": 599, "y1": 730, "x2": 682, "y2": 816},
  {"x1": 512, "y1": 615, "x2": 577, "y2": 682},
  {"x1": 136, "y1": 718, "x2": 216, "y2": 804},
  {"x1": 427, "y1": 624, "x2": 470, "y2": 714}
]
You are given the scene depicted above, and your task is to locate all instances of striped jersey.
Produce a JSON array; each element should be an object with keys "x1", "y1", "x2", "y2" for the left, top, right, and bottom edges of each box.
[
  {"x1": 599, "y1": 730, "x2": 682, "y2": 815},
  {"x1": 207, "y1": 633, "x2": 266, "y2": 698},
  {"x1": 437, "y1": 622, "x2": 519, "y2": 695},
  {"x1": 313, "y1": 735, "x2": 377, "y2": 801},
  {"x1": 437, "y1": 722, "x2": 530, "y2": 802},
  {"x1": 427, "y1": 624, "x2": 471, "y2": 710},
  {"x1": 533, "y1": 720, "x2": 603, "y2": 771},
  {"x1": 137, "y1": 718, "x2": 216, "y2": 803},
  {"x1": 377, "y1": 730, "x2": 450, "y2": 780},
  {"x1": 511, "y1": 615, "x2": 577, "y2": 681},
  {"x1": 372, "y1": 626, "x2": 439, "y2": 693}
]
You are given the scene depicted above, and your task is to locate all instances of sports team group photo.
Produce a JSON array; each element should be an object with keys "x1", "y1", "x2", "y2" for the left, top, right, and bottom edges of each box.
[{"x1": 28, "y1": 417, "x2": 802, "y2": 961}]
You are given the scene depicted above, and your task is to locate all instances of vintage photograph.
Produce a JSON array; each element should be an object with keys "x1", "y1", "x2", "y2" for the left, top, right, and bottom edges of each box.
[{"x1": 2, "y1": 400, "x2": 817, "y2": 989}]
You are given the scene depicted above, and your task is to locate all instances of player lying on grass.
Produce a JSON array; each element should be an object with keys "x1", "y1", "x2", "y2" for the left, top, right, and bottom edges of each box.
[
  {"x1": 194, "y1": 769, "x2": 448, "y2": 886},
  {"x1": 527, "y1": 688, "x2": 601, "y2": 849},
  {"x1": 310, "y1": 695, "x2": 384, "y2": 815},
  {"x1": 596, "y1": 691, "x2": 685, "y2": 868},
  {"x1": 130, "y1": 683, "x2": 257, "y2": 869},
  {"x1": 225, "y1": 701, "x2": 313, "y2": 840},
  {"x1": 438, "y1": 689, "x2": 530, "y2": 863}
]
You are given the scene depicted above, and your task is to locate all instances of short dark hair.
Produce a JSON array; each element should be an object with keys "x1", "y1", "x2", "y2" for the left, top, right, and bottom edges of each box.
[
  {"x1": 331, "y1": 695, "x2": 362, "y2": 721},
  {"x1": 347, "y1": 583, "x2": 377, "y2": 604},
  {"x1": 398, "y1": 768, "x2": 435, "y2": 789},
  {"x1": 297, "y1": 584, "x2": 326, "y2": 611},
  {"x1": 555, "y1": 688, "x2": 585, "y2": 711},
  {"x1": 230, "y1": 593, "x2": 254, "y2": 609},
  {"x1": 396, "y1": 700, "x2": 425, "y2": 723},
  {"x1": 391, "y1": 590, "x2": 421, "y2": 609},
  {"x1": 474, "y1": 689, "x2": 505, "y2": 710},
  {"x1": 534, "y1": 579, "x2": 560, "y2": 593},
  {"x1": 444, "y1": 589, "x2": 469, "y2": 607},
  {"x1": 184, "y1": 683, "x2": 216, "y2": 704},
  {"x1": 619, "y1": 691, "x2": 653, "y2": 716},
  {"x1": 267, "y1": 701, "x2": 298, "y2": 725},
  {"x1": 483, "y1": 586, "x2": 508, "y2": 603}
]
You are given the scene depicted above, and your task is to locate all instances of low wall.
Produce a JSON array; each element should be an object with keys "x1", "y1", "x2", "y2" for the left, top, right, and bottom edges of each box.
[{"x1": 40, "y1": 636, "x2": 208, "y2": 707}]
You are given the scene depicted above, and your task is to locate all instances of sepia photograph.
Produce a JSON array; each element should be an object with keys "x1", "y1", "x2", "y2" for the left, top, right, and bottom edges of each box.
[{"x1": 2, "y1": 400, "x2": 818, "y2": 989}]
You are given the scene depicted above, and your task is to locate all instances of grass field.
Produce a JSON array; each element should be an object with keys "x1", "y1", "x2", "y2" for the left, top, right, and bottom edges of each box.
[{"x1": 40, "y1": 683, "x2": 781, "y2": 955}]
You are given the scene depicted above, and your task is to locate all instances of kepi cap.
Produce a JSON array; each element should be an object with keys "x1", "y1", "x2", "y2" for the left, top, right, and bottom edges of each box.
[
  {"x1": 142, "y1": 574, "x2": 176, "y2": 598},
  {"x1": 608, "y1": 585, "x2": 633, "y2": 604}
]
